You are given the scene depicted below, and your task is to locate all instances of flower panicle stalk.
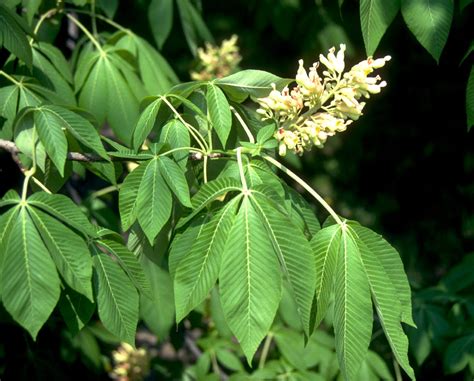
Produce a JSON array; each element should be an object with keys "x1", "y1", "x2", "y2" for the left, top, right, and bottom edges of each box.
[
  {"x1": 109, "y1": 342, "x2": 150, "y2": 381},
  {"x1": 190, "y1": 34, "x2": 242, "y2": 81},
  {"x1": 256, "y1": 44, "x2": 391, "y2": 156}
]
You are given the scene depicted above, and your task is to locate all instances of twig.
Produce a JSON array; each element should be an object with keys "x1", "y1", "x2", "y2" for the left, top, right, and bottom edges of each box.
[{"x1": 0, "y1": 139, "x2": 226, "y2": 163}]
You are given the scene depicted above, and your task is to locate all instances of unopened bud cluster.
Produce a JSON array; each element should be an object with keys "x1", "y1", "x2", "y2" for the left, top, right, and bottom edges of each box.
[
  {"x1": 257, "y1": 44, "x2": 391, "y2": 155},
  {"x1": 191, "y1": 35, "x2": 242, "y2": 81},
  {"x1": 109, "y1": 342, "x2": 150, "y2": 381}
]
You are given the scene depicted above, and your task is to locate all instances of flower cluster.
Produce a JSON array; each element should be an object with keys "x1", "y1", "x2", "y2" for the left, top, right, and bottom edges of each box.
[
  {"x1": 109, "y1": 343, "x2": 150, "y2": 381},
  {"x1": 190, "y1": 35, "x2": 242, "y2": 81},
  {"x1": 257, "y1": 44, "x2": 391, "y2": 155}
]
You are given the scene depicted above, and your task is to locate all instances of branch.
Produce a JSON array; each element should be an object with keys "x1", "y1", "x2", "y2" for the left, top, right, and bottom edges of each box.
[{"x1": 0, "y1": 139, "x2": 226, "y2": 163}]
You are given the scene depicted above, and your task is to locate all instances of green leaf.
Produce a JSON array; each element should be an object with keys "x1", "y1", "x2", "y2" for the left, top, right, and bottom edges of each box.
[
  {"x1": 364, "y1": 351, "x2": 395, "y2": 380},
  {"x1": 22, "y1": 0, "x2": 42, "y2": 25},
  {"x1": 28, "y1": 192, "x2": 96, "y2": 237},
  {"x1": 104, "y1": 56, "x2": 140, "y2": 145},
  {"x1": 133, "y1": 97, "x2": 161, "y2": 150},
  {"x1": 158, "y1": 156, "x2": 192, "y2": 207},
  {"x1": 443, "y1": 332, "x2": 474, "y2": 374},
  {"x1": 174, "y1": 197, "x2": 240, "y2": 322},
  {"x1": 2, "y1": 207, "x2": 60, "y2": 339},
  {"x1": 34, "y1": 108, "x2": 68, "y2": 176},
  {"x1": 119, "y1": 164, "x2": 147, "y2": 231},
  {"x1": 159, "y1": 119, "x2": 190, "y2": 169},
  {"x1": 96, "y1": 238, "x2": 152, "y2": 298},
  {"x1": 177, "y1": 177, "x2": 242, "y2": 228},
  {"x1": 137, "y1": 158, "x2": 172, "y2": 244},
  {"x1": 138, "y1": 39, "x2": 178, "y2": 93},
  {"x1": 58, "y1": 286, "x2": 95, "y2": 336},
  {"x1": 78, "y1": 52, "x2": 139, "y2": 144},
  {"x1": 176, "y1": 0, "x2": 214, "y2": 55},
  {"x1": 460, "y1": 0, "x2": 473, "y2": 11},
  {"x1": 32, "y1": 46, "x2": 76, "y2": 106},
  {"x1": 220, "y1": 196, "x2": 281, "y2": 363},
  {"x1": 310, "y1": 224, "x2": 341, "y2": 329},
  {"x1": 149, "y1": 0, "x2": 173, "y2": 49},
  {"x1": 34, "y1": 42, "x2": 73, "y2": 83},
  {"x1": 401, "y1": 0, "x2": 453, "y2": 63},
  {"x1": 207, "y1": 83, "x2": 232, "y2": 147},
  {"x1": 29, "y1": 206, "x2": 93, "y2": 300},
  {"x1": 256, "y1": 124, "x2": 276, "y2": 144},
  {"x1": 333, "y1": 225, "x2": 373, "y2": 380},
  {"x1": 0, "y1": 3, "x2": 33, "y2": 67},
  {"x1": 43, "y1": 105, "x2": 108, "y2": 159},
  {"x1": 360, "y1": 0, "x2": 400, "y2": 56},
  {"x1": 92, "y1": 248, "x2": 139, "y2": 345},
  {"x1": 251, "y1": 193, "x2": 316, "y2": 336},
  {"x1": 215, "y1": 70, "x2": 292, "y2": 102},
  {"x1": 351, "y1": 224, "x2": 415, "y2": 379},
  {"x1": 98, "y1": 0, "x2": 118, "y2": 18},
  {"x1": 352, "y1": 224, "x2": 415, "y2": 326},
  {"x1": 467, "y1": 65, "x2": 474, "y2": 131}
]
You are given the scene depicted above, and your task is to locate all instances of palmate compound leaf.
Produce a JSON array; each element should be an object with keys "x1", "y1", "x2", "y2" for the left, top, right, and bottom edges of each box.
[
  {"x1": 349, "y1": 223, "x2": 415, "y2": 380},
  {"x1": 219, "y1": 195, "x2": 282, "y2": 364},
  {"x1": 124, "y1": 155, "x2": 190, "y2": 244},
  {"x1": 251, "y1": 190, "x2": 316, "y2": 336},
  {"x1": 311, "y1": 221, "x2": 415, "y2": 380},
  {"x1": 77, "y1": 48, "x2": 140, "y2": 145},
  {"x1": 1, "y1": 205, "x2": 61, "y2": 339},
  {"x1": 174, "y1": 195, "x2": 241, "y2": 322}
]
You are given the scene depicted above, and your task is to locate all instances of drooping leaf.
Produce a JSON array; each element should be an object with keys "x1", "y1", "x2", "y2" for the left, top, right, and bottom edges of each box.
[
  {"x1": 207, "y1": 83, "x2": 232, "y2": 147},
  {"x1": 119, "y1": 164, "x2": 147, "y2": 231},
  {"x1": 333, "y1": 225, "x2": 373, "y2": 380},
  {"x1": 58, "y1": 285, "x2": 95, "y2": 336},
  {"x1": 149, "y1": 0, "x2": 173, "y2": 49},
  {"x1": 251, "y1": 192, "x2": 315, "y2": 335},
  {"x1": 220, "y1": 196, "x2": 281, "y2": 363},
  {"x1": 401, "y1": 0, "x2": 453, "y2": 63},
  {"x1": 176, "y1": 0, "x2": 214, "y2": 55},
  {"x1": 174, "y1": 196, "x2": 240, "y2": 322},
  {"x1": 2, "y1": 206, "x2": 60, "y2": 339},
  {"x1": 360, "y1": 0, "x2": 400, "y2": 56},
  {"x1": 29, "y1": 206, "x2": 93, "y2": 301},
  {"x1": 351, "y1": 224, "x2": 415, "y2": 379},
  {"x1": 136, "y1": 158, "x2": 172, "y2": 244},
  {"x1": 41, "y1": 104, "x2": 108, "y2": 159},
  {"x1": 310, "y1": 224, "x2": 341, "y2": 329},
  {"x1": 352, "y1": 224, "x2": 415, "y2": 326},
  {"x1": 96, "y1": 238, "x2": 152, "y2": 298},
  {"x1": 92, "y1": 247, "x2": 139, "y2": 346},
  {"x1": 169, "y1": 213, "x2": 209, "y2": 277},
  {"x1": 28, "y1": 192, "x2": 97, "y2": 237},
  {"x1": 215, "y1": 70, "x2": 292, "y2": 102},
  {"x1": 158, "y1": 156, "x2": 191, "y2": 207},
  {"x1": 0, "y1": 3, "x2": 33, "y2": 67}
]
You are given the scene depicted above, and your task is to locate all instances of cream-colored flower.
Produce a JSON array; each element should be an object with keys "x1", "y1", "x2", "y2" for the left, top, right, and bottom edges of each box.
[{"x1": 256, "y1": 45, "x2": 390, "y2": 155}]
